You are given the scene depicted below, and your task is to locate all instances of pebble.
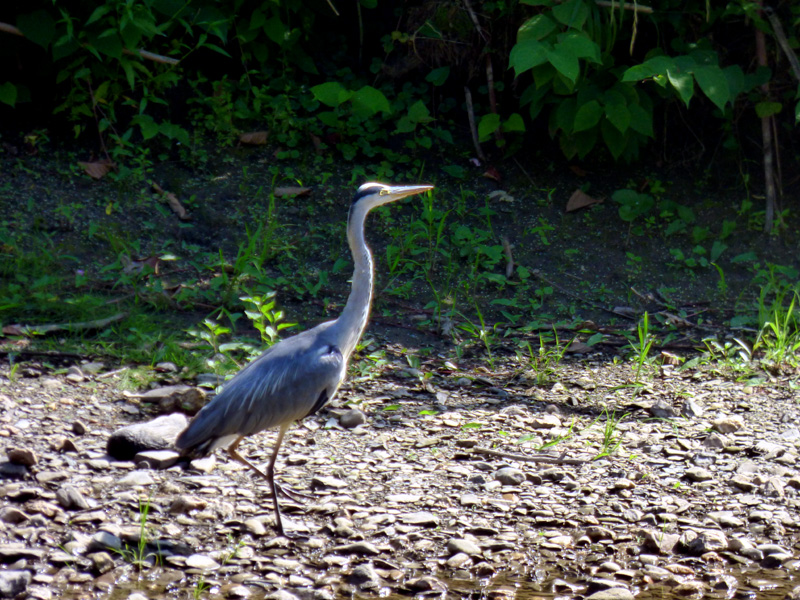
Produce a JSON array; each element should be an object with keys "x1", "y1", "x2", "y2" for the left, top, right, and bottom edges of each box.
[
  {"x1": 116, "y1": 471, "x2": 156, "y2": 487},
  {"x1": 446, "y1": 538, "x2": 482, "y2": 556},
  {"x1": 348, "y1": 564, "x2": 382, "y2": 589},
  {"x1": 339, "y1": 408, "x2": 367, "y2": 428},
  {"x1": 6, "y1": 447, "x2": 38, "y2": 467},
  {"x1": 185, "y1": 554, "x2": 220, "y2": 571},
  {"x1": 713, "y1": 415, "x2": 744, "y2": 433},
  {"x1": 495, "y1": 467, "x2": 525, "y2": 486}
]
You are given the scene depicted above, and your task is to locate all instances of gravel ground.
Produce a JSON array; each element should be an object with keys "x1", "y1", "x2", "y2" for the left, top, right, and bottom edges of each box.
[{"x1": 1, "y1": 345, "x2": 800, "y2": 600}]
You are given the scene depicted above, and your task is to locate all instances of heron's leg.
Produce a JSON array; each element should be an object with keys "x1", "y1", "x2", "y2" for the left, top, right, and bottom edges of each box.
[{"x1": 226, "y1": 435, "x2": 312, "y2": 502}]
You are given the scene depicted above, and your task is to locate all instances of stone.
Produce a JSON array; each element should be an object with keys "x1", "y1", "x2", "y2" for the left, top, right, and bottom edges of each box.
[
  {"x1": 6, "y1": 447, "x2": 37, "y2": 467},
  {"x1": 169, "y1": 496, "x2": 208, "y2": 514},
  {"x1": 107, "y1": 413, "x2": 188, "y2": 460},
  {"x1": 682, "y1": 529, "x2": 728, "y2": 554},
  {"x1": 56, "y1": 484, "x2": 91, "y2": 510},
  {"x1": 348, "y1": 564, "x2": 381, "y2": 589},
  {"x1": 0, "y1": 507, "x2": 29, "y2": 524},
  {"x1": 139, "y1": 385, "x2": 206, "y2": 413},
  {"x1": 495, "y1": 467, "x2": 525, "y2": 486},
  {"x1": 116, "y1": 471, "x2": 156, "y2": 487},
  {"x1": 0, "y1": 570, "x2": 31, "y2": 598},
  {"x1": 712, "y1": 416, "x2": 744, "y2": 434},
  {"x1": 446, "y1": 538, "x2": 482, "y2": 556},
  {"x1": 399, "y1": 511, "x2": 439, "y2": 527},
  {"x1": 339, "y1": 408, "x2": 367, "y2": 428},
  {"x1": 185, "y1": 554, "x2": 220, "y2": 570},
  {"x1": 684, "y1": 467, "x2": 713, "y2": 482},
  {"x1": 134, "y1": 449, "x2": 181, "y2": 470},
  {"x1": 332, "y1": 542, "x2": 380, "y2": 555}
]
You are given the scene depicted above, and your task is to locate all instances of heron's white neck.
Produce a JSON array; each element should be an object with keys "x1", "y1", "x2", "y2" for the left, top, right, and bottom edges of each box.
[{"x1": 335, "y1": 200, "x2": 375, "y2": 360}]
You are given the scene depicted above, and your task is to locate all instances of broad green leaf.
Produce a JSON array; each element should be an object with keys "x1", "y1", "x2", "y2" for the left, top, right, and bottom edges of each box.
[
  {"x1": 263, "y1": 16, "x2": 287, "y2": 46},
  {"x1": 478, "y1": 113, "x2": 501, "y2": 142},
  {"x1": 0, "y1": 82, "x2": 17, "y2": 107},
  {"x1": 360, "y1": 0, "x2": 378, "y2": 8},
  {"x1": 743, "y1": 66, "x2": 772, "y2": 92},
  {"x1": 601, "y1": 119, "x2": 626, "y2": 159},
  {"x1": 731, "y1": 251, "x2": 757, "y2": 263},
  {"x1": 723, "y1": 65, "x2": 745, "y2": 98},
  {"x1": 547, "y1": 46, "x2": 579, "y2": 84},
  {"x1": 557, "y1": 32, "x2": 601, "y2": 63},
  {"x1": 710, "y1": 241, "x2": 727, "y2": 262},
  {"x1": 502, "y1": 113, "x2": 526, "y2": 133},
  {"x1": 667, "y1": 69, "x2": 694, "y2": 106},
  {"x1": 550, "y1": 97, "x2": 577, "y2": 134},
  {"x1": 425, "y1": 66, "x2": 450, "y2": 87},
  {"x1": 86, "y1": 6, "x2": 112, "y2": 26},
  {"x1": 573, "y1": 100, "x2": 602, "y2": 132},
  {"x1": 517, "y1": 14, "x2": 557, "y2": 42},
  {"x1": 694, "y1": 66, "x2": 730, "y2": 110},
  {"x1": 622, "y1": 55, "x2": 676, "y2": 81},
  {"x1": 311, "y1": 82, "x2": 351, "y2": 108},
  {"x1": 133, "y1": 114, "x2": 159, "y2": 139},
  {"x1": 605, "y1": 102, "x2": 631, "y2": 133},
  {"x1": 509, "y1": 39, "x2": 548, "y2": 77},
  {"x1": 552, "y1": 0, "x2": 589, "y2": 30},
  {"x1": 628, "y1": 103, "x2": 653, "y2": 137},
  {"x1": 17, "y1": 10, "x2": 56, "y2": 49},
  {"x1": 93, "y1": 32, "x2": 123, "y2": 59},
  {"x1": 755, "y1": 101, "x2": 782, "y2": 118},
  {"x1": 351, "y1": 85, "x2": 391, "y2": 117},
  {"x1": 408, "y1": 100, "x2": 432, "y2": 123},
  {"x1": 520, "y1": 0, "x2": 554, "y2": 4}
]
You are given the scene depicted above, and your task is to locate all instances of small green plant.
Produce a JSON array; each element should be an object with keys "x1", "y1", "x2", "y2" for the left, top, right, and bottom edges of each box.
[
  {"x1": 116, "y1": 495, "x2": 156, "y2": 570},
  {"x1": 457, "y1": 306, "x2": 500, "y2": 368},
  {"x1": 754, "y1": 292, "x2": 800, "y2": 366},
  {"x1": 594, "y1": 409, "x2": 629, "y2": 459},
  {"x1": 193, "y1": 577, "x2": 210, "y2": 599},
  {"x1": 628, "y1": 312, "x2": 655, "y2": 383},
  {"x1": 519, "y1": 329, "x2": 572, "y2": 385},
  {"x1": 241, "y1": 292, "x2": 297, "y2": 346}
]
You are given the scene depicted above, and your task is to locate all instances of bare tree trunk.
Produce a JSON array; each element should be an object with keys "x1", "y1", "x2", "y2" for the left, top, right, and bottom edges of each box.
[{"x1": 755, "y1": 4, "x2": 777, "y2": 233}]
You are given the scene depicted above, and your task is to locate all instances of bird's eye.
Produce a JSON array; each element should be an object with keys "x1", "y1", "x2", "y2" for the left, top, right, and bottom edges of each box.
[{"x1": 379, "y1": 189, "x2": 389, "y2": 196}]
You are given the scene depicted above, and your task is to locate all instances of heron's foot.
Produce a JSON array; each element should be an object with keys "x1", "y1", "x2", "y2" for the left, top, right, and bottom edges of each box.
[{"x1": 274, "y1": 481, "x2": 314, "y2": 503}]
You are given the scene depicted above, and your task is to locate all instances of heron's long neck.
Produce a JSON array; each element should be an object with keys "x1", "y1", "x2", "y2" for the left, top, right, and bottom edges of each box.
[{"x1": 335, "y1": 202, "x2": 374, "y2": 359}]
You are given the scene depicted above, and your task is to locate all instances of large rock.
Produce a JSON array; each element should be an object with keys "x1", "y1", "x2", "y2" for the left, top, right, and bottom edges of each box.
[
  {"x1": 106, "y1": 413, "x2": 188, "y2": 460},
  {"x1": 0, "y1": 570, "x2": 31, "y2": 598}
]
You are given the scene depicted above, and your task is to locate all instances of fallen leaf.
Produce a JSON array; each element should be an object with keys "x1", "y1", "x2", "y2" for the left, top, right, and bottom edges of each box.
[
  {"x1": 274, "y1": 186, "x2": 312, "y2": 198},
  {"x1": 566, "y1": 189, "x2": 600, "y2": 212},
  {"x1": 569, "y1": 165, "x2": 588, "y2": 177},
  {"x1": 238, "y1": 131, "x2": 269, "y2": 145},
  {"x1": 2, "y1": 325, "x2": 25, "y2": 336},
  {"x1": 79, "y1": 160, "x2": 114, "y2": 180},
  {"x1": 152, "y1": 182, "x2": 190, "y2": 220},
  {"x1": 483, "y1": 166, "x2": 502, "y2": 183},
  {"x1": 488, "y1": 190, "x2": 515, "y2": 203}
]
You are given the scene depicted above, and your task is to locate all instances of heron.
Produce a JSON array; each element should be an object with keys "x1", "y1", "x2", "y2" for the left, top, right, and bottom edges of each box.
[{"x1": 175, "y1": 182, "x2": 434, "y2": 536}]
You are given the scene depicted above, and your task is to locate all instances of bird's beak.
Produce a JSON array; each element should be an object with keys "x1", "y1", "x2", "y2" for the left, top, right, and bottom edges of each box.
[{"x1": 382, "y1": 184, "x2": 434, "y2": 203}]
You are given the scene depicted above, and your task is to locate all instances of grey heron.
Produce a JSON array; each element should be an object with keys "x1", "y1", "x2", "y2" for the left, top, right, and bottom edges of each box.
[{"x1": 175, "y1": 182, "x2": 434, "y2": 536}]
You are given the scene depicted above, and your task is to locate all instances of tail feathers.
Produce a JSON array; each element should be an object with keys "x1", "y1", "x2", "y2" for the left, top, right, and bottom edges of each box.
[{"x1": 175, "y1": 408, "x2": 227, "y2": 457}]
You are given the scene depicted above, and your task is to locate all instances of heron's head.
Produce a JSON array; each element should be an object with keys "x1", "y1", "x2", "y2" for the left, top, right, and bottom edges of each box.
[{"x1": 352, "y1": 181, "x2": 434, "y2": 211}]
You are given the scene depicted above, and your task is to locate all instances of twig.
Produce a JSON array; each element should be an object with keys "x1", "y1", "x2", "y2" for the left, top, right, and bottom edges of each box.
[
  {"x1": 764, "y1": 7, "x2": 800, "y2": 81},
  {"x1": 0, "y1": 22, "x2": 23, "y2": 36},
  {"x1": 465, "y1": 87, "x2": 486, "y2": 162},
  {"x1": 0, "y1": 21, "x2": 180, "y2": 65},
  {"x1": 471, "y1": 446, "x2": 587, "y2": 466},
  {"x1": 8, "y1": 312, "x2": 128, "y2": 337},
  {"x1": 98, "y1": 367, "x2": 130, "y2": 380},
  {"x1": 501, "y1": 236, "x2": 514, "y2": 278}
]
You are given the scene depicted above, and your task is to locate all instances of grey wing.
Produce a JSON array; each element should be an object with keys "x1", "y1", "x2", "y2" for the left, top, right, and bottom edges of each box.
[{"x1": 175, "y1": 335, "x2": 344, "y2": 454}]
